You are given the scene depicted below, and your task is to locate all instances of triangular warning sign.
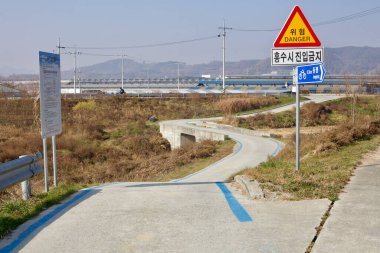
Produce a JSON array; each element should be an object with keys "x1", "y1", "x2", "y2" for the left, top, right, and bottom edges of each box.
[{"x1": 274, "y1": 6, "x2": 321, "y2": 47}]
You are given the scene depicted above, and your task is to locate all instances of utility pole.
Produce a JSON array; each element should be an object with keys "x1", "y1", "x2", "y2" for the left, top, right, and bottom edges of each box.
[
  {"x1": 57, "y1": 42, "x2": 81, "y2": 95},
  {"x1": 51, "y1": 37, "x2": 63, "y2": 188},
  {"x1": 218, "y1": 21, "x2": 232, "y2": 93},
  {"x1": 177, "y1": 62, "x2": 180, "y2": 91},
  {"x1": 74, "y1": 46, "x2": 77, "y2": 95},
  {"x1": 121, "y1": 54, "x2": 124, "y2": 89},
  {"x1": 58, "y1": 37, "x2": 61, "y2": 55},
  {"x1": 78, "y1": 69, "x2": 81, "y2": 94},
  {"x1": 147, "y1": 69, "x2": 150, "y2": 89},
  {"x1": 56, "y1": 37, "x2": 66, "y2": 56}
]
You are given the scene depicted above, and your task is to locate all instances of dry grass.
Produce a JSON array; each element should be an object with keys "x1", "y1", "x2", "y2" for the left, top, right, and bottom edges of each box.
[
  {"x1": 156, "y1": 140, "x2": 235, "y2": 182},
  {"x1": 1, "y1": 95, "x2": 267, "y2": 201},
  {"x1": 0, "y1": 94, "x2": 297, "y2": 202},
  {"x1": 238, "y1": 96, "x2": 380, "y2": 129},
  {"x1": 245, "y1": 134, "x2": 380, "y2": 201},
  {"x1": 242, "y1": 96, "x2": 380, "y2": 200},
  {"x1": 216, "y1": 95, "x2": 280, "y2": 114}
]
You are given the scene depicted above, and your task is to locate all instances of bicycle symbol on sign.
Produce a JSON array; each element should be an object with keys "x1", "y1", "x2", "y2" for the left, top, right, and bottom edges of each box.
[{"x1": 298, "y1": 70, "x2": 306, "y2": 80}]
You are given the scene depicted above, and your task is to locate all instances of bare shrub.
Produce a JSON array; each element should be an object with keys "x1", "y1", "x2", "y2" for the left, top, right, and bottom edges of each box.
[
  {"x1": 242, "y1": 110, "x2": 296, "y2": 129},
  {"x1": 73, "y1": 100, "x2": 97, "y2": 111},
  {"x1": 0, "y1": 96, "x2": 225, "y2": 192},
  {"x1": 83, "y1": 124, "x2": 109, "y2": 140},
  {"x1": 240, "y1": 102, "x2": 334, "y2": 129},
  {"x1": 326, "y1": 119, "x2": 380, "y2": 147},
  {"x1": 0, "y1": 98, "x2": 35, "y2": 127},
  {"x1": 0, "y1": 131, "x2": 42, "y2": 162},
  {"x1": 301, "y1": 102, "x2": 332, "y2": 126},
  {"x1": 216, "y1": 96, "x2": 279, "y2": 114}
]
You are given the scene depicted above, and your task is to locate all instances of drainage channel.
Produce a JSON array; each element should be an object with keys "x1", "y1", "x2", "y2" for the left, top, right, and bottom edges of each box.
[{"x1": 305, "y1": 200, "x2": 335, "y2": 253}]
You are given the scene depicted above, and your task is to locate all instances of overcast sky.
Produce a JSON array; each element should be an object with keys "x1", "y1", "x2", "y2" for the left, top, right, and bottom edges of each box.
[{"x1": 1, "y1": 0, "x2": 379, "y2": 74}]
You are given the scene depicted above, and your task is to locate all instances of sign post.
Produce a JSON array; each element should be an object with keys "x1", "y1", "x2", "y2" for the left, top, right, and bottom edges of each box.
[
  {"x1": 272, "y1": 5, "x2": 324, "y2": 172},
  {"x1": 292, "y1": 67, "x2": 301, "y2": 171},
  {"x1": 39, "y1": 51, "x2": 62, "y2": 191}
]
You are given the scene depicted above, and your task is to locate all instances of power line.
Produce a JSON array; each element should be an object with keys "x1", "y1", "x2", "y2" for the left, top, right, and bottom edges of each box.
[
  {"x1": 58, "y1": 6, "x2": 380, "y2": 53},
  {"x1": 61, "y1": 49, "x2": 154, "y2": 63},
  {"x1": 80, "y1": 52, "x2": 122, "y2": 57},
  {"x1": 63, "y1": 35, "x2": 218, "y2": 50},
  {"x1": 231, "y1": 6, "x2": 380, "y2": 32},
  {"x1": 231, "y1": 28, "x2": 280, "y2": 32},
  {"x1": 313, "y1": 6, "x2": 380, "y2": 26}
]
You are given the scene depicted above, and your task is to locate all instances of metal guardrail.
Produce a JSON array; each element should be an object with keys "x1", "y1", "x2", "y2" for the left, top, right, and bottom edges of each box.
[{"x1": 0, "y1": 152, "x2": 43, "y2": 200}]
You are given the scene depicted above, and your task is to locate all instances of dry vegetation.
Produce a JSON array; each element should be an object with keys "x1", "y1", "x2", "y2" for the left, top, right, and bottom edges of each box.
[
  {"x1": 237, "y1": 102, "x2": 333, "y2": 129},
  {"x1": 0, "y1": 94, "x2": 295, "y2": 237},
  {"x1": 224, "y1": 96, "x2": 379, "y2": 130},
  {"x1": 0, "y1": 96, "x2": 218, "y2": 197},
  {"x1": 216, "y1": 96, "x2": 280, "y2": 114},
  {"x1": 0, "y1": 94, "x2": 254, "y2": 237},
  {"x1": 243, "y1": 96, "x2": 380, "y2": 200},
  {"x1": 0, "y1": 95, "x2": 288, "y2": 199}
]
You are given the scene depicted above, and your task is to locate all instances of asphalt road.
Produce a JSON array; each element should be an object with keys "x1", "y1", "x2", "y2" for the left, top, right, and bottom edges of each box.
[{"x1": 0, "y1": 95, "x2": 340, "y2": 253}]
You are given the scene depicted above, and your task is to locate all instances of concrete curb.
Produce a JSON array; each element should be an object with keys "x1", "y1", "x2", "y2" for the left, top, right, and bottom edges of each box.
[{"x1": 234, "y1": 175, "x2": 264, "y2": 199}]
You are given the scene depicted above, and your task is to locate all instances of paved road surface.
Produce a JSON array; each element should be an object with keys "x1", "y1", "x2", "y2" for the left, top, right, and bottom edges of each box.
[
  {"x1": 0, "y1": 95, "x2": 340, "y2": 253},
  {"x1": 1, "y1": 182, "x2": 330, "y2": 253},
  {"x1": 312, "y1": 146, "x2": 380, "y2": 253}
]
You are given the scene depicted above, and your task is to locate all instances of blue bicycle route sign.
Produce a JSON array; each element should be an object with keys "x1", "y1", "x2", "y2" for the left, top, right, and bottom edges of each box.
[{"x1": 296, "y1": 63, "x2": 326, "y2": 84}]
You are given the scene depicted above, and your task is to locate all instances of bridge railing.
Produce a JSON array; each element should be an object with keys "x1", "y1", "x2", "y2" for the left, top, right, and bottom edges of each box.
[{"x1": 0, "y1": 152, "x2": 43, "y2": 200}]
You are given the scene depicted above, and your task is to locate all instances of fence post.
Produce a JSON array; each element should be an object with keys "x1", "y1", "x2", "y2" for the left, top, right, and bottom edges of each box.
[
  {"x1": 21, "y1": 180, "x2": 31, "y2": 200},
  {"x1": 19, "y1": 155, "x2": 31, "y2": 200}
]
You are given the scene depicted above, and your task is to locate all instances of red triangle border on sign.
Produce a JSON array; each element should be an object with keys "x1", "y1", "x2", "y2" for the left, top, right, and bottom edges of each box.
[{"x1": 274, "y1": 6, "x2": 321, "y2": 48}]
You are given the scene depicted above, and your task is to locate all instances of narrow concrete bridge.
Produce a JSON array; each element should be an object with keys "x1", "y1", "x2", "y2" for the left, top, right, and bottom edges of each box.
[{"x1": 159, "y1": 121, "x2": 227, "y2": 149}]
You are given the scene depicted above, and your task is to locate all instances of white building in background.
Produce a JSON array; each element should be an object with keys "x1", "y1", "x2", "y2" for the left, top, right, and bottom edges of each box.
[{"x1": 201, "y1": 74, "x2": 211, "y2": 79}]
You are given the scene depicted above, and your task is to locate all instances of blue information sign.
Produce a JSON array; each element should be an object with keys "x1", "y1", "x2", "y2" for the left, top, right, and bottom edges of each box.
[{"x1": 296, "y1": 63, "x2": 326, "y2": 84}]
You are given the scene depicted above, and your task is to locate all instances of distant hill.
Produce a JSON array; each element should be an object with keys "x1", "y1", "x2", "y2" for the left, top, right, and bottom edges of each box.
[
  {"x1": 3, "y1": 46, "x2": 380, "y2": 81},
  {"x1": 60, "y1": 46, "x2": 380, "y2": 79},
  {"x1": 324, "y1": 47, "x2": 380, "y2": 75}
]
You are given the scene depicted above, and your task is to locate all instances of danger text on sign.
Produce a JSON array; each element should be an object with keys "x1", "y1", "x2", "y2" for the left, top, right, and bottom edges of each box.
[{"x1": 274, "y1": 6, "x2": 321, "y2": 48}]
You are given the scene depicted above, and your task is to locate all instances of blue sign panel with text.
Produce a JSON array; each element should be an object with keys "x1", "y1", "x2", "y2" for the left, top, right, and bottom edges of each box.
[{"x1": 296, "y1": 63, "x2": 326, "y2": 84}]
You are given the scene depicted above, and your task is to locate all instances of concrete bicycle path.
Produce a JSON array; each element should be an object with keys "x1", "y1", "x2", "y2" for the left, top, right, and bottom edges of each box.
[{"x1": 312, "y1": 146, "x2": 380, "y2": 253}]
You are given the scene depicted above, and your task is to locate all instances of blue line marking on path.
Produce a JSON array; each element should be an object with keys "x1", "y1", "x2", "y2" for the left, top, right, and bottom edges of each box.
[
  {"x1": 1, "y1": 134, "x2": 253, "y2": 251},
  {"x1": 269, "y1": 138, "x2": 282, "y2": 157},
  {"x1": 1, "y1": 189, "x2": 94, "y2": 253},
  {"x1": 215, "y1": 182, "x2": 253, "y2": 222}
]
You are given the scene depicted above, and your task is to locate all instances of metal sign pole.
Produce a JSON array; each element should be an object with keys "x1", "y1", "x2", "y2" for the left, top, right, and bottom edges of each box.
[
  {"x1": 52, "y1": 135, "x2": 58, "y2": 187},
  {"x1": 43, "y1": 137, "x2": 49, "y2": 192},
  {"x1": 294, "y1": 67, "x2": 300, "y2": 172},
  {"x1": 222, "y1": 28, "x2": 225, "y2": 92}
]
